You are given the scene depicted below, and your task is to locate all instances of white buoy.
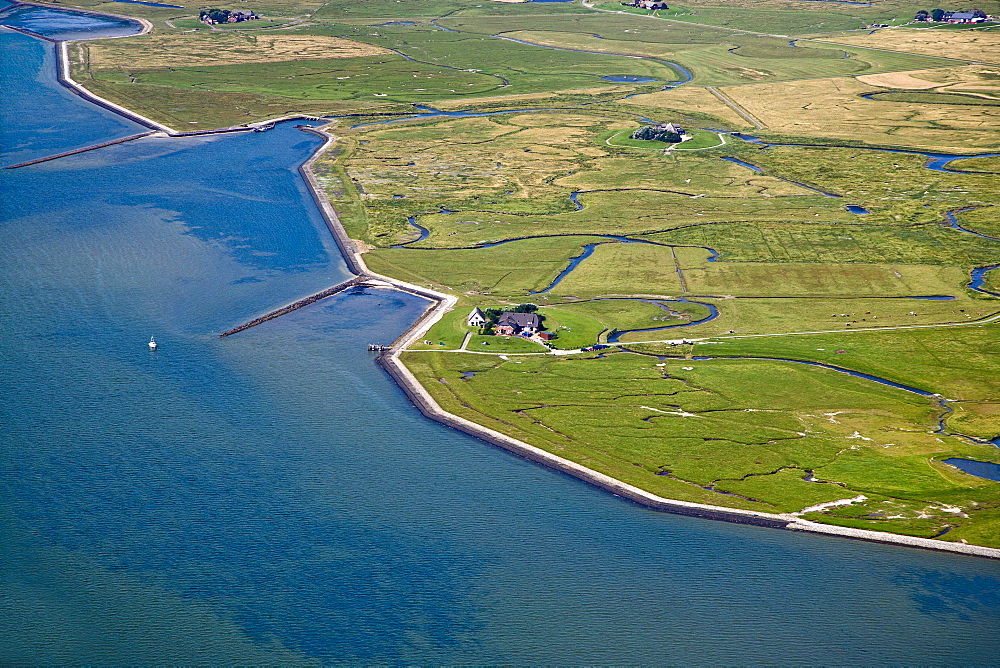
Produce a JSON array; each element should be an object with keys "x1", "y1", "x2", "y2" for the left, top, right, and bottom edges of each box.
[{"x1": 148, "y1": 336, "x2": 157, "y2": 350}]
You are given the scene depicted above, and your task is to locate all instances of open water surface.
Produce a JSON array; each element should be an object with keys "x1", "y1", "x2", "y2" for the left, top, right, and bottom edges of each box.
[
  {"x1": 1, "y1": 15, "x2": 1000, "y2": 665},
  {"x1": 0, "y1": 3, "x2": 142, "y2": 40},
  {"x1": 945, "y1": 458, "x2": 1000, "y2": 481}
]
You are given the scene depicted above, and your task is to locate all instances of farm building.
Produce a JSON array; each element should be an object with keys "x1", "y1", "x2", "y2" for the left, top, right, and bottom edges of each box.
[{"x1": 494, "y1": 312, "x2": 541, "y2": 337}]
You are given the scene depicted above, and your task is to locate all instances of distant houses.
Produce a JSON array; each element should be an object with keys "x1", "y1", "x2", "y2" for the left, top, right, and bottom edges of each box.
[
  {"x1": 913, "y1": 8, "x2": 987, "y2": 22},
  {"x1": 199, "y1": 8, "x2": 260, "y2": 24},
  {"x1": 622, "y1": 0, "x2": 669, "y2": 9}
]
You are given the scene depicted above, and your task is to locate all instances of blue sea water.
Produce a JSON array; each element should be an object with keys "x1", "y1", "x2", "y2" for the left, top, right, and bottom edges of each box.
[
  {"x1": 1, "y1": 19, "x2": 1000, "y2": 665},
  {"x1": 0, "y1": 30, "x2": 147, "y2": 165}
]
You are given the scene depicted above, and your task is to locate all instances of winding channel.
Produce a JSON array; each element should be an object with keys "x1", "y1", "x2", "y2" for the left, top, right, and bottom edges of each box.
[
  {"x1": 730, "y1": 133, "x2": 1000, "y2": 174},
  {"x1": 392, "y1": 191, "x2": 999, "y2": 301},
  {"x1": 674, "y1": 354, "x2": 999, "y2": 451}
]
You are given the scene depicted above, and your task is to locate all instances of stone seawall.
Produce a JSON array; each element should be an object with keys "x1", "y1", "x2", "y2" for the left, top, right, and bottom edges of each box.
[
  {"x1": 296, "y1": 126, "x2": 366, "y2": 276},
  {"x1": 378, "y1": 349, "x2": 1000, "y2": 559}
]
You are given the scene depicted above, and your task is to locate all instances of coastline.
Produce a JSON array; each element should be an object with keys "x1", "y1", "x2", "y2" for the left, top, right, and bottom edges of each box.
[
  {"x1": 293, "y1": 125, "x2": 1000, "y2": 561},
  {"x1": 11, "y1": 2, "x2": 1000, "y2": 560}
]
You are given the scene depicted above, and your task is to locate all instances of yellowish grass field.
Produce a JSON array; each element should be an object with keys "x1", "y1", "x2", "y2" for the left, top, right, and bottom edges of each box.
[
  {"x1": 815, "y1": 30, "x2": 1000, "y2": 65},
  {"x1": 619, "y1": 86, "x2": 749, "y2": 126},
  {"x1": 719, "y1": 75, "x2": 1000, "y2": 149},
  {"x1": 857, "y1": 65, "x2": 1000, "y2": 97},
  {"x1": 86, "y1": 32, "x2": 391, "y2": 69},
  {"x1": 683, "y1": 262, "x2": 969, "y2": 297},
  {"x1": 552, "y1": 242, "x2": 970, "y2": 299}
]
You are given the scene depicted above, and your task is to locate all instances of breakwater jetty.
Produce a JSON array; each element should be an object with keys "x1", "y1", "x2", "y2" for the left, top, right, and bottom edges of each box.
[
  {"x1": 2, "y1": 22, "x2": 57, "y2": 41},
  {"x1": 219, "y1": 276, "x2": 365, "y2": 337},
  {"x1": 5, "y1": 131, "x2": 154, "y2": 169}
]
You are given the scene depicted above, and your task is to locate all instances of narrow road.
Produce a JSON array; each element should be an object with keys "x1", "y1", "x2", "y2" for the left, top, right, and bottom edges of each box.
[{"x1": 705, "y1": 86, "x2": 766, "y2": 129}]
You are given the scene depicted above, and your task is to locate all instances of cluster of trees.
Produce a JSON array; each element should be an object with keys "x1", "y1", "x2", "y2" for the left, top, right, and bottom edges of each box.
[
  {"x1": 199, "y1": 8, "x2": 231, "y2": 23},
  {"x1": 632, "y1": 126, "x2": 682, "y2": 143}
]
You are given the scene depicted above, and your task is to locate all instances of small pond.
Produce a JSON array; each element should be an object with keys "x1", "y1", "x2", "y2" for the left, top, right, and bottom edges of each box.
[
  {"x1": 846, "y1": 205, "x2": 870, "y2": 214},
  {"x1": 943, "y1": 458, "x2": 1000, "y2": 481}
]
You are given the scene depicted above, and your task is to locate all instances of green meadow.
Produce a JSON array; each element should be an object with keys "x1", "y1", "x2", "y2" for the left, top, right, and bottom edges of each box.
[{"x1": 402, "y1": 348, "x2": 1000, "y2": 544}]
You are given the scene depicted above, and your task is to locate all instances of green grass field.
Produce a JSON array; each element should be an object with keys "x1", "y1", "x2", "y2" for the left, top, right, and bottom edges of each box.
[{"x1": 402, "y1": 348, "x2": 1000, "y2": 544}]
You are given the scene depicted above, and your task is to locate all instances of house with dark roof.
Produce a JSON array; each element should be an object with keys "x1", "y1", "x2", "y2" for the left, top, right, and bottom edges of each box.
[{"x1": 494, "y1": 312, "x2": 541, "y2": 337}]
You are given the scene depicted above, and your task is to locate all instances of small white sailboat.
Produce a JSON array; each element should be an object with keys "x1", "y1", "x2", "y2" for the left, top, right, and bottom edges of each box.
[{"x1": 148, "y1": 336, "x2": 157, "y2": 350}]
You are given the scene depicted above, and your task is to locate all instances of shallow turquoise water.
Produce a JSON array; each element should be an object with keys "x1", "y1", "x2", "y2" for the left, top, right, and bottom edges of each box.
[{"x1": 1, "y1": 21, "x2": 999, "y2": 665}]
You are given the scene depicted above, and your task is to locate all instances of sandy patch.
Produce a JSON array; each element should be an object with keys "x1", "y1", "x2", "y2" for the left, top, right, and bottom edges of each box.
[
  {"x1": 856, "y1": 71, "x2": 943, "y2": 89},
  {"x1": 620, "y1": 86, "x2": 749, "y2": 127},
  {"x1": 89, "y1": 33, "x2": 391, "y2": 69}
]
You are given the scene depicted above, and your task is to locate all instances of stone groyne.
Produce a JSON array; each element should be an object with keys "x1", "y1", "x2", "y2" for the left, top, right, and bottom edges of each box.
[
  {"x1": 2, "y1": 23, "x2": 57, "y2": 41},
  {"x1": 219, "y1": 276, "x2": 364, "y2": 337},
  {"x1": 5, "y1": 130, "x2": 154, "y2": 168}
]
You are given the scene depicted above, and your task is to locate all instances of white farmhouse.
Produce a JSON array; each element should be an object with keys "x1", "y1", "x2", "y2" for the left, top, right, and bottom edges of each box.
[{"x1": 467, "y1": 307, "x2": 487, "y2": 327}]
